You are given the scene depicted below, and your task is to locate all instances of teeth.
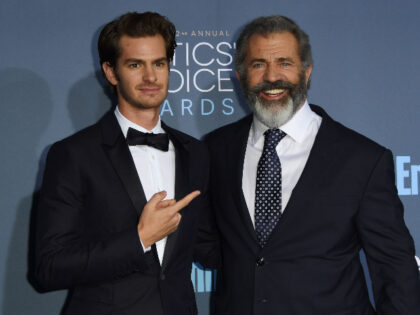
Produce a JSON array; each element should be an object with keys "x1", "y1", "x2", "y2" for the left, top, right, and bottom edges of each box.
[{"x1": 264, "y1": 89, "x2": 284, "y2": 95}]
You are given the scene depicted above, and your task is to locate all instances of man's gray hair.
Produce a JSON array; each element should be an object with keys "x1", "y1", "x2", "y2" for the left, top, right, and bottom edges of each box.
[{"x1": 234, "y1": 15, "x2": 313, "y2": 77}]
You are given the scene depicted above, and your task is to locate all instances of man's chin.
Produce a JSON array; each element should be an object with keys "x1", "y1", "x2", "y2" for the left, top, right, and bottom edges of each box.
[
  {"x1": 258, "y1": 99, "x2": 289, "y2": 110},
  {"x1": 252, "y1": 99, "x2": 294, "y2": 128}
]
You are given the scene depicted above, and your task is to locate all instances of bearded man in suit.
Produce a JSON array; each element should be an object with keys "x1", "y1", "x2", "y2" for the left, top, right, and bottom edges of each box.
[
  {"x1": 205, "y1": 15, "x2": 420, "y2": 314},
  {"x1": 34, "y1": 11, "x2": 210, "y2": 315}
]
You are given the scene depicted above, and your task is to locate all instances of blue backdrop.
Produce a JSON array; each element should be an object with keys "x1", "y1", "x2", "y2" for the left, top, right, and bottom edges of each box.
[{"x1": 1, "y1": 0, "x2": 420, "y2": 314}]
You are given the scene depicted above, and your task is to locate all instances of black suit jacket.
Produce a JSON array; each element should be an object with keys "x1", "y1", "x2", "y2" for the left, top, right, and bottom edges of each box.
[
  {"x1": 34, "y1": 111, "x2": 210, "y2": 315},
  {"x1": 205, "y1": 105, "x2": 420, "y2": 315}
]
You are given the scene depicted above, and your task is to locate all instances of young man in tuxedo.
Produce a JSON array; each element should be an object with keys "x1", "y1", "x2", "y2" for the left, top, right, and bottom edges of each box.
[
  {"x1": 34, "y1": 12, "x2": 210, "y2": 315},
  {"x1": 205, "y1": 15, "x2": 420, "y2": 314}
]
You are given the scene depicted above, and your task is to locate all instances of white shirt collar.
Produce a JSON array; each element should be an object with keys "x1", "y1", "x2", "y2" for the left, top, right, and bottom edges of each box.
[
  {"x1": 114, "y1": 106, "x2": 164, "y2": 138},
  {"x1": 251, "y1": 100, "x2": 318, "y2": 145}
]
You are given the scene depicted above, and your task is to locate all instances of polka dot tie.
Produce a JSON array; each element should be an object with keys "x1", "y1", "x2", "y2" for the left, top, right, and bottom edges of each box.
[{"x1": 255, "y1": 129, "x2": 286, "y2": 247}]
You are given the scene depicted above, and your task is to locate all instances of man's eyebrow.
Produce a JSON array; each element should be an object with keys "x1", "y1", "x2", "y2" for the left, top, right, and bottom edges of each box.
[
  {"x1": 248, "y1": 58, "x2": 267, "y2": 64},
  {"x1": 122, "y1": 57, "x2": 168, "y2": 64},
  {"x1": 276, "y1": 57, "x2": 295, "y2": 63},
  {"x1": 123, "y1": 58, "x2": 144, "y2": 65},
  {"x1": 153, "y1": 57, "x2": 169, "y2": 63},
  {"x1": 248, "y1": 57, "x2": 295, "y2": 64}
]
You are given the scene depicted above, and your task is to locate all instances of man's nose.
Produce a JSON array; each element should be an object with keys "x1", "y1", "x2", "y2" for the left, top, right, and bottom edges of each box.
[
  {"x1": 143, "y1": 65, "x2": 157, "y2": 83},
  {"x1": 263, "y1": 64, "x2": 280, "y2": 82}
]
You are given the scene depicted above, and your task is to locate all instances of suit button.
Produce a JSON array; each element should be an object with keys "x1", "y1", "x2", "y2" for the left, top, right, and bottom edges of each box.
[
  {"x1": 256, "y1": 257, "x2": 265, "y2": 266},
  {"x1": 160, "y1": 273, "x2": 166, "y2": 280},
  {"x1": 260, "y1": 298, "x2": 267, "y2": 303}
]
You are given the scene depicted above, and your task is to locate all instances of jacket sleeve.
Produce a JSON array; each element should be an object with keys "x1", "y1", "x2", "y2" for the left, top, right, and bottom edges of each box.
[
  {"x1": 193, "y1": 187, "x2": 221, "y2": 269},
  {"x1": 357, "y1": 149, "x2": 420, "y2": 314},
  {"x1": 193, "y1": 141, "x2": 221, "y2": 269},
  {"x1": 33, "y1": 141, "x2": 146, "y2": 292}
]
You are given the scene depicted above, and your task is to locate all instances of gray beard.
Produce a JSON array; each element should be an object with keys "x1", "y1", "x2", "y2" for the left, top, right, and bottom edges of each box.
[
  {"x1": 243, "y1": 71, "x2": 308, "y2": 129},
  {"x1": 250, "y1": 96, "x2": 295, "y2": 128}
]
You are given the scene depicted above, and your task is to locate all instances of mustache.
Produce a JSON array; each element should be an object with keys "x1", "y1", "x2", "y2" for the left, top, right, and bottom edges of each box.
[
  {"x1": 248, "y1": 80, "x2": 297, "y2": 95},
  {"x1": 136, "y1": 84, "x2": 162, "y2": 89}
]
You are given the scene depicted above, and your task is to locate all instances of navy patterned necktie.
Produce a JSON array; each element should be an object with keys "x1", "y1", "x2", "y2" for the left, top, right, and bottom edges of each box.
[{"x1": 255, "y1": 129, "x2": 286, "y2": 247}]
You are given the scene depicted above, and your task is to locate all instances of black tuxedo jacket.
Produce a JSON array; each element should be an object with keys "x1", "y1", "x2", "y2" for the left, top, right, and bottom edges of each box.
[
  {"x1": 34, "y1": 111, "x2": 210, "y2": 315},
  {"x1": 205, "y1": 105, "x2": 420, "y2": 315}
]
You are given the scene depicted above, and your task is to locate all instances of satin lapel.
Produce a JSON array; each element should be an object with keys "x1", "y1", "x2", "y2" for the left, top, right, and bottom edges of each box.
[
  {"x1": 229, "y1": 115, "x2": 258, "y2": 243},
  {"x1": 100, "y1": 112, "x2": 147, "y2": 218},
  {"x1": 160, "y1": 122, "x2": 189, "y2": 272}
]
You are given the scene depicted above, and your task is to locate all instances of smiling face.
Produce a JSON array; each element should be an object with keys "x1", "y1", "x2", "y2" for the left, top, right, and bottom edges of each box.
[
  {"x1": 237, "y1": 31, "x2": 312, "y2": 128},
  {"x1": 102, "y1": 35, "x2": 169, "y2": 114}
]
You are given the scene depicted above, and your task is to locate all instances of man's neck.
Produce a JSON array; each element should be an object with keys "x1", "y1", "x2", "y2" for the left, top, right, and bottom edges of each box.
[{"x1": 117, "y1": 104, "x2": 160, "y2": 131}]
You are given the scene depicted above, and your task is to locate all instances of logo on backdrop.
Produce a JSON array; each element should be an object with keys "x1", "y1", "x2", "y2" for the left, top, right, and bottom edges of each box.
[
  {"x1": 161, "y1": 29, "x2": 236, "y2": 118},
  {"x1": 191, "y1": 262, "x2": 216, "y2": 293},
  {"x1": 396, "y1": 156, "x2": 420, "y2": 196}
]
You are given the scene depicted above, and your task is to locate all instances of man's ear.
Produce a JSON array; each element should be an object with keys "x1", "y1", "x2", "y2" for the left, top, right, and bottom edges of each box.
[
  {"x1": 236, "y1": 71, "x2": 241, "y2": 81},
  {"x1": 304, "y1": 65, "x2": 313, "y2": 85},
  {"x1": 102, "y1": 62, "x2": 118, "y2": 85}
]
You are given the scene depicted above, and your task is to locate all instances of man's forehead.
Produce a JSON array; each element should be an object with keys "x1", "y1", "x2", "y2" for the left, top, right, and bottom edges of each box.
[
  {"x1": 117, "y1": 34, "x2": 167, "y2": 59},
  {"x1": 245, "y1": 32, "x2": 299, "y2": 58}
]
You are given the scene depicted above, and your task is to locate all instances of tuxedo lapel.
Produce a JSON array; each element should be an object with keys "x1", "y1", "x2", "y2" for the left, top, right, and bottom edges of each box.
[
  {"x1": 101, "y1": 114, "x2": 190, "y2": 271},
  {"x1": 160, "y1": 122, "x2": 190, "y2": 271},
  {"x1": 100, "y1": 111, "x2": 147, "y2": 218},
  {"x1": 229, "y1": 115, "x2": 258, "y2": 243}
]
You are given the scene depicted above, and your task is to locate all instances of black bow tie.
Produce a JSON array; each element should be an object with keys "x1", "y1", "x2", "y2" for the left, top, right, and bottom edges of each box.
[{"x1": 126, "y1": 127, "x2": 169, "y2": 151}]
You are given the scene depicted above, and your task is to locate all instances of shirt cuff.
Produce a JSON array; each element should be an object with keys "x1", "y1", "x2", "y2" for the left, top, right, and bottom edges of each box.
[{"x1": 139, "y1": 235, "x2": 151, "y2": 253}]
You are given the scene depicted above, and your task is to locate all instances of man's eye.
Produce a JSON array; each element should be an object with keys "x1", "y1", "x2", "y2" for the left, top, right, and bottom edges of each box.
[
  {"x1": 281, "y1": 62, "x2": 291, "y2": 67},
  {"x1": 129, "y1": 63, "x2": 139, "y2": 68},
  {"x1": 155, "y1": 61, "x2": 167, "y2": 68},
  {"x1": 252, "y1": 63, "x2": 263, "y2": 69}
]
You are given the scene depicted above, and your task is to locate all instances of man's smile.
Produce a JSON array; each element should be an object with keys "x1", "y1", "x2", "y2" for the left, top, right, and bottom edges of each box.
[{"x1": 260, "y1": 88, "x2": 287, "y2": 100}]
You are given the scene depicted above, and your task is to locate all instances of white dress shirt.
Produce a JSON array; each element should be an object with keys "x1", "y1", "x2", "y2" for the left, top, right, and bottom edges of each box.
[
  {"x1": 114, "y1": 107, "x2": 175, "y2": 264},
  {"x1": 242, "y1": 101, "x2": 322, "y2": 226}
]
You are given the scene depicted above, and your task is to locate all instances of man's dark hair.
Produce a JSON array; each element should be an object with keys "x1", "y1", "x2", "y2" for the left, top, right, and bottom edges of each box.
[
  {"x1": 98, "y1": 11, "x2": 177, "y2": 68},
  {"x1": 235, "y1": 15, "x2": 313, "y2": 77}
]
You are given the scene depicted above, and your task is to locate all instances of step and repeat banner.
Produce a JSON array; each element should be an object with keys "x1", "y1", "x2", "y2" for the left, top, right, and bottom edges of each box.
[{"x1": 1, "y1": 0, "x2": 420, "y2": 314}]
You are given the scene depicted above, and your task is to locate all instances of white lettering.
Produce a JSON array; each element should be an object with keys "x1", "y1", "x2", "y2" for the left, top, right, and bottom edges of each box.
[
  {"x1": 172, "y1": 42, "x2": 181, "y2": 66},
  {"x1": 193, "y1": 69, "x2": 215, "y2": 92},
  {"x1": 216, "y1": 42, "x2": 233, "y2": 66},
  {"x1": 192, "y1": 42, "x2": 215, "y2": 66},
  {"x1": 169, "y1": 69, "x2": 184, "y2": 93},
  {"x1": 218, "y1": 69, "x2": 233, "y2": 92}
]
